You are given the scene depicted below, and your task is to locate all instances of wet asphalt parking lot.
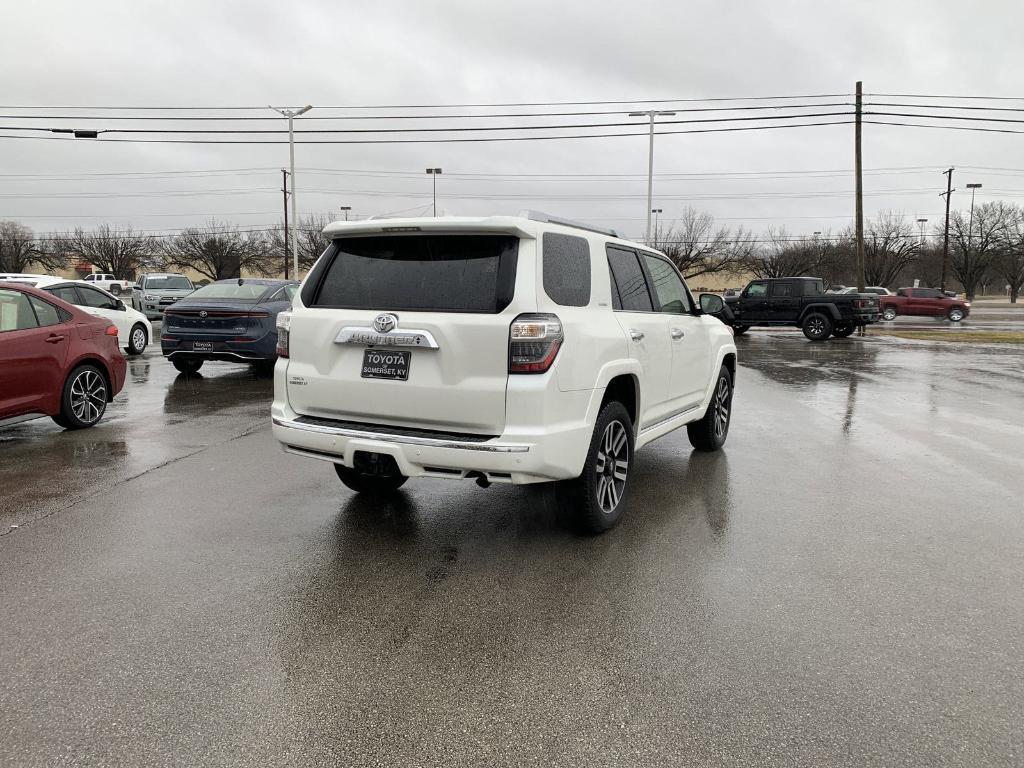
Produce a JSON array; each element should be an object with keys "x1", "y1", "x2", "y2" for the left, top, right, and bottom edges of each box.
[{"x1": 2, "y1": 329, "x2": 1023, "y2": 767}]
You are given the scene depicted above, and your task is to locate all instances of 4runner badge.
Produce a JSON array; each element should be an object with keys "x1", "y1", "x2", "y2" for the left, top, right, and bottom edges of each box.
[{"x1": 373, "y1": 313, "x2": 398, "y2": 333}]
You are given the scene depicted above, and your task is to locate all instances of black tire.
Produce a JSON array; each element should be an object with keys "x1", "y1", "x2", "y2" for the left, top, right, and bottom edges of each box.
[
  {"x1": 52, "y1": 364, "x2": 108, "y2": 430},
  {"x1": 801, "y1": 313, "x2": 833, "y2": 341},
  {"x1": 171, "y1": 357, "x2": 204, "y2": 375},
  {"x1": 558, "y1": 400, "x2": 635, "y2": 534},
  {"x1": 832, "y1": 324, "x2": 855, "y2": 338},
  {"x1": 882, "y1": 306, "x2": 897, "y2": 321},
  {"x1": 126, "y1": 323, "x2": 147, "y2": 355},
  {"x1": 732, "y1": 325, "x2": 749, "y2": 336},
  {"x1": 687, "y1": 365, "x2": 733, "y2": 452},
  {"x1": 109, "y1": 284, "x2": 121, "y2": 296},
  {"x1": 947, "y1": 307, "x2": 965, "y2": 322},
  {"x1": 250, "y1": 359, "x2": 277, "y2": 374},
  {"x1": 334, "y1": 463, "x2": 407, "y2": 494}
]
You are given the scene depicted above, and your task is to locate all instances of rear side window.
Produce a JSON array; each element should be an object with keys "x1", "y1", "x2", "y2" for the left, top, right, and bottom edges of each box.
[
  {"x1": 308, "y1": 235, "x2": 518, "y2": 313},
  {"x1": 542, "y1": 233, "x2": 590, "y2": 307},
  {"x1": 28, "y1": 296, "x2": 63, "y2": 327},
  {"x1": 607, "y1": 246, "x2": 654, "y2": 312},
  {"x1": 770, "y1": 282, "x2": 794, "y2": 298},
  {"x1": 46, "y1": 285, "x2": 82, "y2": 305},
  {"x1": 0, "y1": 289, "x2": 38, "y2": 331}
]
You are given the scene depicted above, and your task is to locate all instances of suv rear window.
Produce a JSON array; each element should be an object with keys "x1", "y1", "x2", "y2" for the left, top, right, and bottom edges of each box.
[{"x1": 307, "y1": 235, "x2": 518, "y2": 313}]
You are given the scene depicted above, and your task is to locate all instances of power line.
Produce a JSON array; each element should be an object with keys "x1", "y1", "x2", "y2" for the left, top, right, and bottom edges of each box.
[
  {"x1": 0, "y1": 111, "x2": 855, "y2": 135},
  {"x1": 865, "y1": 93, "x2": 1024, "y2": 101},
  {"x1": 863, "y1": 120, "x2": 1024, "y2": 135},
  {"x1": 0, "y1": 119, "x2": 855, "y2": 144},
  {"x1": 863, "y1": 111, "x2": 1024, "y2": 125}
]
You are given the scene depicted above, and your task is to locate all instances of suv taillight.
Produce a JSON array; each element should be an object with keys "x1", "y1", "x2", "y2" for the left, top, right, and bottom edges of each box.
[
  {"x1": 275, "y1": 311, "x2": 291, "y2": 358},
  {"x1": 509, "y1": 313, "x2": 563, "y2": 374}
]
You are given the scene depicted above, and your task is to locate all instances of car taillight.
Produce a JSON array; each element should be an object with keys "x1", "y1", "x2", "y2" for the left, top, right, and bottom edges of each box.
[
  {"x1": 275, "y1": 311, "x2": 291, "y2": 358},
  {"x1": 105, "y1": 325, "x2": 118, "y2": 336},
  {"x1": 509, "y1": 313, "x2": 562, "y2": 374}
]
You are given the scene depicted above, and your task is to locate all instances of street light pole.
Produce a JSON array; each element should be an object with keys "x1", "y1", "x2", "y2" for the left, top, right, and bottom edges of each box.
[
  {"x1": 270, "y1": 104, "x2": 313, "y2": 278},
  {"x1": 339, "y1": 206, "x2": 351, "y2": 222},
  {"x1": 629, "y1": 110, "x2": 676, "y2": 244},
  {"x1": 651, "y1": 208, "x2": 663, "y2": 247},
  {"x1": 916, "y1": 218, "x2": 928, "y2": 249},
  {"x1": 425, "y1": 168, "x2": 442, "y2": 216},
  {"x1": 966, "y1": 183, "x2": 982, "y2": 260}
]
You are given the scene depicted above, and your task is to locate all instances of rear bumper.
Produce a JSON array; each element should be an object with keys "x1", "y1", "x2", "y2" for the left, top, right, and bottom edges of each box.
[
  {"x1": 271, "y1": 410, "x2": 588, "y2": 484},
  {"x1": 162, "y1": 334, "x2": 276, "y2": 362}
]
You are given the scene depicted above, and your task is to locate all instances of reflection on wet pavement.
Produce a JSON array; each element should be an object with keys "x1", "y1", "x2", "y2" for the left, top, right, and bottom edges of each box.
[{"x1": 1, "y1": 334, "x2": 1023, "y2": 766}]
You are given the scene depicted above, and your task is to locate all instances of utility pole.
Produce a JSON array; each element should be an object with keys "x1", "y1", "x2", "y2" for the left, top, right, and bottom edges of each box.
[
  {"x1": 940, "y1": 168, "x2": 954, "y2": 291},
  {"x1": 629, "y1": 110, "x2": 676, "y2": 243},
  {"x1": 854, "y1": 81, "x2": 865, "y2": 292},
  {"x1": 281, "y1": 169, "x2": 290, "y2": 280},
  {"x1": 269, "y1": 104, "x2": 313, "y2": 278}
]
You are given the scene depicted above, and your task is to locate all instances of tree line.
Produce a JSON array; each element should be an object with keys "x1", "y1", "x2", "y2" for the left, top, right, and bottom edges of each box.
[{"x1": 3, "y1": 203, "x2": 1024, "y2": 301}]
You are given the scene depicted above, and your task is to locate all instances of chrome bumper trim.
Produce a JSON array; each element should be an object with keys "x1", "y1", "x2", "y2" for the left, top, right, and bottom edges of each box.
[{"x1": 272, "y1": 416, "x2": 530, "y2": 452}]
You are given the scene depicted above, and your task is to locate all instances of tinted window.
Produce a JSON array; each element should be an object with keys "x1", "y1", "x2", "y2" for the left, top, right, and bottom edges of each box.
[
  {"x1": 542, "y1": 233, "x2": 591, "y2": 307},
  {"x1": 46, "y1": 285, "x2": 83, "y2": 305},
  {"x1": 641, "y1": 253, "x2": 692, "y2": 313},
  {"x1": 746, "y1": 282, "x2": 768, "y2": 298},
  {"x1": 607, "y1": 246, "x2": 654, "y2": 312},
  {"x1": 28, "y1": 296, "x2": 62, "y2": 327},
  {"x1": 310, "y1": 235, "x2": 518, "y2": 313},
  {"x1": 769, "y1": 281, "x2": 794, "y2": 298},
  {"x1": 918, "y1": 289, "x2": 942, "y2": 298},
  {"x1": 187, "y1": 282, "x2": 271, "y2": 301},
  {"x1": 0, "y1": 289, "x2": 38, "y2": 332},
  {"x1": 78, "y1": 286, "x2": 118, "y2": 309},
  {"x1": 284, "y1": 285, "x2": 298, "y2": 301}
]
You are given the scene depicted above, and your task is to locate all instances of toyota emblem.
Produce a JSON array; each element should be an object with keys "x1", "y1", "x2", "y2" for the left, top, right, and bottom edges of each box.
[
  {"x1": 199, "y1": 310, "x2": 208, "y2": 318},
  {"x1": 373, "y1": 313, "x2": 398, "y2": 333}
]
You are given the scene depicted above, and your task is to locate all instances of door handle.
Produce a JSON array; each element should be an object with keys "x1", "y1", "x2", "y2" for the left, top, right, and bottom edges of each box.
[
  {"x1": 628, "y1": 329, "x2": 645, "y2": 342},
  {"x1": 670, "y1": 328, "x2": 685, "y2": 340},
  {"x1": 45, "y1": 334, "x2": 66, "y2": 344}
]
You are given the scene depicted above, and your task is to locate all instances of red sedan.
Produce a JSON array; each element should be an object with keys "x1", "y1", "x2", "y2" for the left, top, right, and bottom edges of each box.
[{"x1": 0, "y1": 282, "x2": 127, "y2": 430}]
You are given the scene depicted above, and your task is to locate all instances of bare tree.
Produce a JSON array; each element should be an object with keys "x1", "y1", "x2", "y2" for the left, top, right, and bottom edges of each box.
[
  {"x1": 50, "y1": 225, "x2": 154, "y2": 279},
  {"x1": 0, "y1": 220, "x2": 65, "y2": 273},
  {"x1": 862, "y1": 211, "x2": 919, "y2": 288},
  {"x1": 161, "y1": 222, "x2": 276, "y2": 281},
  {"x1": 994, "y1": 204, "x2": 1024, "y2": 303},
  {"x1": 268, "y1": 213, "x2": 333, "y2": 273},
  {"x1": 949, "y1": 201, "x2": 1014, "y2": 300},
  {"x1": 744, "y1": 229, "x2": 828, "y2": 279},
  {"x1": 657, "y1": 207, "x2": 752, "y2": 280}
]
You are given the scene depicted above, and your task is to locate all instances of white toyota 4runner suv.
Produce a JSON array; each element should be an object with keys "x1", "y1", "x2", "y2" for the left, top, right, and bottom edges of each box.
[{"x1": 272, "y1": 213, "x2": 737, "y2": 533}]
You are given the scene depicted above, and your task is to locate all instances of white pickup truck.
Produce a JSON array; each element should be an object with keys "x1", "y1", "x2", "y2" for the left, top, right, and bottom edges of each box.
[{"x1": 82, "y1": 273, "x2": 133, "y2": 296}]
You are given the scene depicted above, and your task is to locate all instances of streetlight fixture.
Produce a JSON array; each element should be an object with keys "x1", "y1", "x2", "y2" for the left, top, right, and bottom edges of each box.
[
  {"x1": 269, "y1": 104, "x2": 313, "y2": 278},
  {"x1": 629, "y1": 110, "x2": 676, "y2": 243},
  {"x1": 651, "y1": 209, "x2": 663, "y2": 247},
  {"x1": 339, "y1": 206, "x2": 351, "y2": 222},
  {"x1": 425, "y1": 168, "x2": 442, "y2": 216}
]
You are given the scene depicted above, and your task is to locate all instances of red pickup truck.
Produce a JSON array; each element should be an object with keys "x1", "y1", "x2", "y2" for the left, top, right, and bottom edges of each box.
[{"x1": 879, "y1": 288, "x2": 971, "y2": 322}]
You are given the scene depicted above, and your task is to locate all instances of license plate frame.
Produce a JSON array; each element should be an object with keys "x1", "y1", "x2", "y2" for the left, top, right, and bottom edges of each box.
[
  {"x1": 360, "y1": 349, "x2": 410, "y2": 381},
  {"x1": 191, "y1": 341, "x2": 214, "y2": 352}
]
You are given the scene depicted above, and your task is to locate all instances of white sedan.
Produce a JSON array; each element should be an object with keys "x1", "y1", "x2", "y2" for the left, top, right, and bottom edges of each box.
[{"x1": 31, "y1": 277, "x2": 154, "y2": 355}]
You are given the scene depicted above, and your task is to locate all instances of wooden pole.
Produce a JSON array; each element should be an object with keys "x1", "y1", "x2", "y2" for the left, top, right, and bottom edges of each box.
[{"x1": 855, "y1": 81, "x2": 865, "y2": 292}]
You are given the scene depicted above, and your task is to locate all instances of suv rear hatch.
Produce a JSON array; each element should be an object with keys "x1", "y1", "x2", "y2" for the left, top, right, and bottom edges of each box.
[{"x1": 286, "y1": 233, "x2": 525, "y2": 435}]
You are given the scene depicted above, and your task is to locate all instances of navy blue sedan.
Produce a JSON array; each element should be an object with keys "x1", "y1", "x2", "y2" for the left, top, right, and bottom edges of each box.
[{"x1": 161, "y1": 278, "x2": 298, "y2": 374}]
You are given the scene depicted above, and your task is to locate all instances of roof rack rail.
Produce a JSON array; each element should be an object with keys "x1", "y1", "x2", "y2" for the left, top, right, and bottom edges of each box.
[{"x1": 519, "y1": 210, "x2": 619, "y2": 238}]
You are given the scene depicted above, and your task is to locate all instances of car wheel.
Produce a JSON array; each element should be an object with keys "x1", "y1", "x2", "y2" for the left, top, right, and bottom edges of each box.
[
  {"x1": 948, "y1": 308, "x2": 964, "y2": 322},
  {"x1": 127, "y1": 323, "x2": 147, "y2": 355},
  {"x1": 687, "y1": 365, "x2": 733, "y2": 452},
  {"x1": 882, "y1": 307, "x2": 897, "y2": 321},
  {"x1": 109, "y1": 284, "x2": 121, "y2": 296},
  {"x1": 802, "y1": 313, "x2": 833, "y2": 341},
  {"x1": 171, "y1": 357, "x2": 204, "y2": 375},
  {"x1": 52, "y1": 364, "x2": 108, "y2": 430},
  {"x1": 558, "y1": 400, "x2": 634, "y2": 534},
  {"x1": 732, "y1": 325, "x2": 749, "y2": 336},
  {"x1": 832, "y1": 324, "x2": 855, "y2": 338},
  {"x1": 334, "y1": 463, "x2": 408, "y2": 494}
]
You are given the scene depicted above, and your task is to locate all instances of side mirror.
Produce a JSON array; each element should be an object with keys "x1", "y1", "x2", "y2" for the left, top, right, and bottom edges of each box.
[
  {"x1": 115, "y1": 300, "x2": 126, "y2": 311},
  {"x1": 700, "y1": 293, "x2": 725, "y2": 314},
  {"x1": 133, "y1": 283, "x2": 142, "y2": 291}
]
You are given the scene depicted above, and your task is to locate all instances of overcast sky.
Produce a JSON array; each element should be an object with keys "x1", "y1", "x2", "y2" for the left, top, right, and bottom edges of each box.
[{"x1": 2, "y1": 0, "x2": 1022, "y2": 242}]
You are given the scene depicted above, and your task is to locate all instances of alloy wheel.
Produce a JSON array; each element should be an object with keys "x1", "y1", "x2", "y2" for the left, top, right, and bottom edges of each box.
[
  {"x1": 594, "y1": 420, "x2": 629, "y2": 514},
  {"x1": 131, "y1": 327, "x2": 146, "y2": 351},
  {"x1": 949, "y1": 309, "x2": 963, "y2": 321},
  {"x1": 70, "y1": 369, "x2": 107, "y2": 424},
  {"x1": 713, "y1": 375, "x2": 730, "y2": 439},
  {"x1": 808, "y1": 317, "x2": 825, "y2": 336}
]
